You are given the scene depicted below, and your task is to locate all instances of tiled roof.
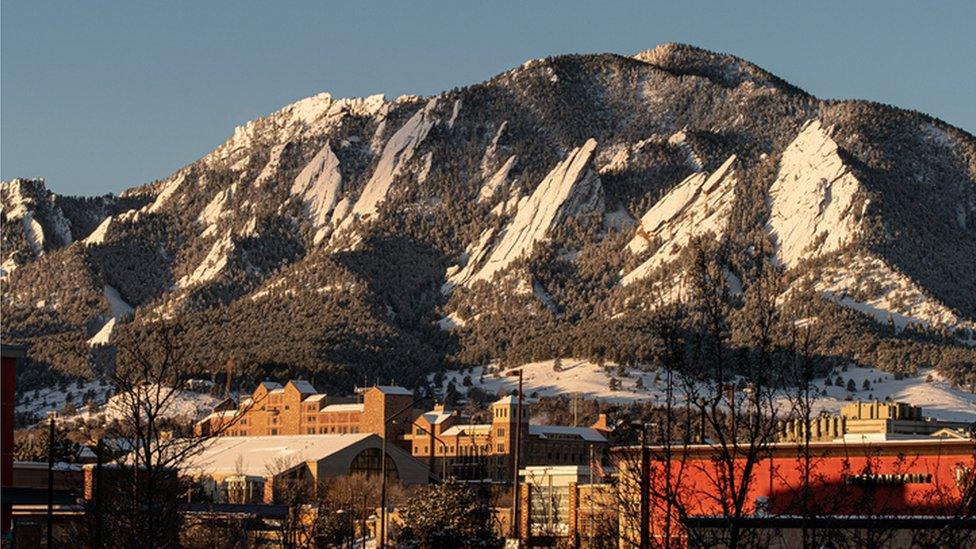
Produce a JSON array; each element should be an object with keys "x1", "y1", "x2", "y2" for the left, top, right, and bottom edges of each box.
[{"x1": 288, "y1": 380, "x2": 317, "y2": 394}]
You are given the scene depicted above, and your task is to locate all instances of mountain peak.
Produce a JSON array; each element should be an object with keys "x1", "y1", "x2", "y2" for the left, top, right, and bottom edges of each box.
[{"x1": 634, "y1": 42, "x2": 807, "y2": 94}]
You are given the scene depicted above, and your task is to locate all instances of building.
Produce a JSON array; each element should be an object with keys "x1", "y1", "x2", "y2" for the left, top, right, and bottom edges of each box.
[
  {"x1": 2, "y1": 344, "x2": 27, "y2": 536},
  {"x1": 779, "y1": 400, "x2": 973, "y2": 442},
  {"x1": 409, "y1": 396, "x2": 610, "y2": 481},
  {"x1": 516, "y1": 465, "x2": 616, "y2": 546},
  {"x1": 181, "y1": 433, "x2": 431, "y2": 504},
  {"x1": 614, "y1": 437, "x2": 976, "y2": 548},
  {"x1": 195, "y1": 381, "x2": 417, "y2": 450}
]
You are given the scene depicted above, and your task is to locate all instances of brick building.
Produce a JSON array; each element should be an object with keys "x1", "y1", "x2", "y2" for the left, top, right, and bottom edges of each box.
[
  {"x1": 195, "y1": 381, "x2": 417, "y2": 450},
  {"x1": 409, "y1": 395, "x2": 610, "y2": 481}
]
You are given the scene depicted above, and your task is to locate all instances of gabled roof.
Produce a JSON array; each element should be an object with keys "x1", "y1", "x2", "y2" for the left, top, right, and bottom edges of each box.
[
  {"x1": 258, "y1": 381, "x2": 283, "y2": 392},
  {"x1": 529, "y1": 425, "x2": 607, "y2": 443},
  {"x1": 374, "y1": 385, "x2": 413, "y2": 396},
  {"x1": 288, "y1": 380, "x2": 317, "y2": 394}
]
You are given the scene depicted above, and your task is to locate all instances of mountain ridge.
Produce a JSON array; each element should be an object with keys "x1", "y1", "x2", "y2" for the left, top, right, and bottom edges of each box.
[{"x1": 3, "y1": 43, "x2": 974, "y2": 398}]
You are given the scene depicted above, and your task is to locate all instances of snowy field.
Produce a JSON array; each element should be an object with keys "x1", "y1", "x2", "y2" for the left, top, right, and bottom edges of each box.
[
  {"x1": 437, "y1": 359, "x2": 976, "y2": 422},
  {"x1": 15, "y1": 380, "x2": 114, "y2": 419},
  {"x1": 16, "y1": 380, "x2": 223, "y2": 425}
]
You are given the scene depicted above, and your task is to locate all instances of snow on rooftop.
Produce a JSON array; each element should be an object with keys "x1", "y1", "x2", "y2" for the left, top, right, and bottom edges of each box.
[
  {"x1": 374, "y1": 385, "x2": 413, "y2": 396},
  {"x1": 304, "y1": 394, "x2": 328, "y2": 402},
  {"x1": 322, "y1": 403, "x2": 365, "y2": 413},
  {"x1": 421, "y1": 411, "x2": 454, "y2": 425},
  {"x1": 441, "y1": 424, "x2": 491, "y2": 437},
  {"x1": 529, "y1": 425, "x2": 607, "y2": 443},
  {"x1": 182, "y1": 433, "x2": 373, "y2": 476}
]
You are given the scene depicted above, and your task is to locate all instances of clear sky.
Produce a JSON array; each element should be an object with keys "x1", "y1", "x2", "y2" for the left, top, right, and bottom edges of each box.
[{"x1": 3, "y1": 1, "x2": 974, "y2": 196}]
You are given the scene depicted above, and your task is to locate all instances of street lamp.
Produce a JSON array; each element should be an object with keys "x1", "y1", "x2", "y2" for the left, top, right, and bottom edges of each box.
[
  {"x1": 379, "y1": 395, "x2": 432, "y2": 549},
  {"x1": 415, "y1": 425, "x2": 450, "y2": 482}
]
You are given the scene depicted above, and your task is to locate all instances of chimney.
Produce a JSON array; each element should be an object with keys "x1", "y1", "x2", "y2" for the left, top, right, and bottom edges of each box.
[{"x1": 591, "y1": 413, "x2": 610, "y2": 432}]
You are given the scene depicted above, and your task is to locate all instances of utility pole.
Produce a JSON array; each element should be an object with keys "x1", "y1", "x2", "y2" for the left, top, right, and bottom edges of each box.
[
  {"x1": 46, "y1": 413, "x2": 55, "y2": 549},
  {"x1": 508, "y1": 369, "x2": 524, "y2": 542},
  {"x1": 639, "y1": 423, "x2": 650, "y2": 549},
  {"x1": 379, "y1": 396, "x2": 430, "y2": 549},
  {"x1": 94, "y1": 437, "x2": 103, "y2": 549}
]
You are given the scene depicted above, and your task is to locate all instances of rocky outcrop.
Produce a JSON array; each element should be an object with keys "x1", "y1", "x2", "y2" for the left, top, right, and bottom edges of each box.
[
  {"x1": 291, "y1": 141, "x2": 342, "y2": 244},
  {"x1": 767, "y1": 119, "x2": 866, "y2": 267},
  {"x1": 622, "y1": 155, "x2": 737, "y2": 285},
  {"x1": 448, "y1": 139, "x2": 603, "y2": 289}
]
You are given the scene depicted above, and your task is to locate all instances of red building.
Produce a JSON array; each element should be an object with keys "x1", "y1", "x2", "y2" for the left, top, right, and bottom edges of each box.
[
  {"x1": 1, "y1": 344, "x2": 27, "y2": 536},
  {"x1": 614, "y1": 438, "x2": 976, "y2": 546}
]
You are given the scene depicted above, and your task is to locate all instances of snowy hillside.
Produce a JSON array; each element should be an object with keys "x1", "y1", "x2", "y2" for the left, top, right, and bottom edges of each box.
[{"x1": 437, "y1": 359, "x2": 976, "y2": 422}]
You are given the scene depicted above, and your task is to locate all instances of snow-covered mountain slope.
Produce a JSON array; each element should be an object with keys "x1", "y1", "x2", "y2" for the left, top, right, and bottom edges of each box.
[{"x1": 3, "y1": 43, "x2": 975, "y2": 394}]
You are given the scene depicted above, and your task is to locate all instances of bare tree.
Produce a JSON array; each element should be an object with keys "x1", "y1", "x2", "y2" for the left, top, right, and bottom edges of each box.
[{"x1": 73, "y1": 323, "x2": 254, "y2": 548}]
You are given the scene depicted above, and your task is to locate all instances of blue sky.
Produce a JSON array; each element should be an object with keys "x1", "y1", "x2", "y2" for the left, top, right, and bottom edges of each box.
[{"x1": 3, "y1": 1, "x2": 974, "y2": 196}]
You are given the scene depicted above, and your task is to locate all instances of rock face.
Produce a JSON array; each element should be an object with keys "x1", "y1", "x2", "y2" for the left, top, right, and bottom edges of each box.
[
  {"x1": 622, "y1": 155, "x2": 737, "y2": 285},
  {"x1": 340, "y1": 97, "x2": 440, "y2": 229},
  {"x1": 291, "y1": 141, "x2": 342, "y2": 244},
  {"x1": 767, "y1": 120, "x2": 866, "y2": 267},
  {"x1": 448, "y1": 139, "x2": 603, "y2": 288}
]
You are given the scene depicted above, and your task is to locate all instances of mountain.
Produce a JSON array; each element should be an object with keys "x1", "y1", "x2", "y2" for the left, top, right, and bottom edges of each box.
[{"x1": 3, "y1": 43, "x2": 975, "y2": 397}]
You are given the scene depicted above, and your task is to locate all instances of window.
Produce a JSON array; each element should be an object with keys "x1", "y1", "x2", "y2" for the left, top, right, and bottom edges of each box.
[
  {"x1": 497, "y1": 444, "x2": 504, "y2": 452},
  {"x1": 497, "y1": 427, "x2": 505, "y2": 437},
  {"x1": 270, "y1": 429, "x2": 279, "y2": 435},
  {"x1": 349, "y1": 448, "x2": 398, "y2": 479}
]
